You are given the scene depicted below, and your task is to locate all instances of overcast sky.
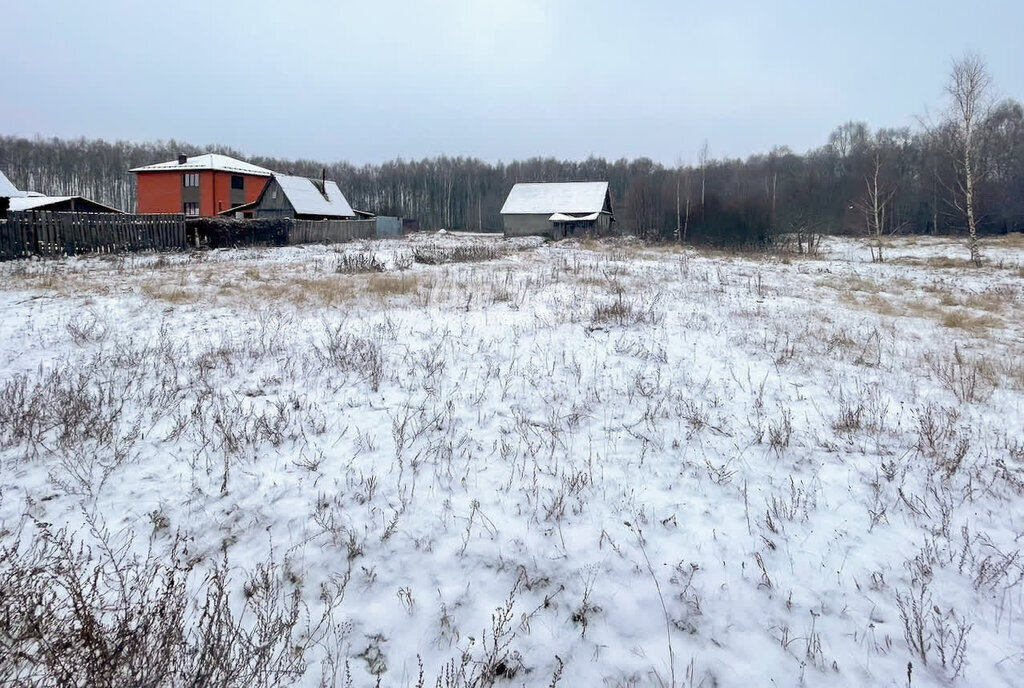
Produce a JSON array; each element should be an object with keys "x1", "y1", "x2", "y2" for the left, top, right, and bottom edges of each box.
[{"x1": 3, "y1": 0, "x2": 1023, "y2": 166}]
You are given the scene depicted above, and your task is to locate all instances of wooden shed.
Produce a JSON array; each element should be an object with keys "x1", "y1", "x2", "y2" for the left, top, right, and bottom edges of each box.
[
  {"x1": 500, "y1": 182, "x2": 614, "y2": 239},
  {"x1": 228, "y1": 173, "x2": 356, "y2": 221},
  {"x1": 7, "y1": 194, "x2": 125, "y2": 214}
]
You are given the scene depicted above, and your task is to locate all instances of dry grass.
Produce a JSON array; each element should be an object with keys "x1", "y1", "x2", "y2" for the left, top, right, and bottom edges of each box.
[
  {"x1": 363, "y1": 272, "x2": 423, "y2": 299},
  {"x1": 841, "y1": 292, "x2": 899, "y2": 317},
  {"x1": 912, "y1": 256, "x2": 968, "y2": 269},
  {"x1": 940, "y1": 309, "x2": 1001, "y2": 332},
  {"x1": 238, "y1": 277, "x2": 358, "y2": 307},
  {"x1": 1, "y1": 233, "x2": 1023, "y2": 687},
  {"x1": 989, "y1": 232, "x2": 1024, "y2": 249},
  {"x1": 832, "y1": 274, "x2": 1009, "y2": 334},
  {"x1": 999, "y1": 358, "x2": 1024, "y2": 391},
  {"x1": 140, "y1": 285, "x2": 200, "y2": 305},
  {"x1": 819, "y1": 274, "x2": 885, "y2": 295},
  {"x1": 840, "y1": 293, "x2": 1003, "y2": 334}
]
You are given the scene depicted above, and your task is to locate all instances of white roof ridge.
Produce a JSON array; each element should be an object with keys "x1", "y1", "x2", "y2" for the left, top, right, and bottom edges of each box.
[{"x1": 130, "y1": 153, "x2": 273, "y2": 176}]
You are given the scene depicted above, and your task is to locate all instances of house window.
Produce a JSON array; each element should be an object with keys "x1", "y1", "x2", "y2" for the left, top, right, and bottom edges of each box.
[
  {"x1": 183, "y1": 202, "x2": 200, "y2": 216},
  {"x1": 231, "y1": 175, "x2": 244, "y2": 190},
  {"x1": 183, "y1": 173, "x2": 199, "y2": 187}
]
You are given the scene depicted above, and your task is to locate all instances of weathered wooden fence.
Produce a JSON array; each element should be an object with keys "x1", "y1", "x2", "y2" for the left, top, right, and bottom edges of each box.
[
  {"x1": 0, "y1": 211, "x2": 186, "y2": 260},
  {"x1": 289, "y1": 219, "x2": 376, "y2": 245}
]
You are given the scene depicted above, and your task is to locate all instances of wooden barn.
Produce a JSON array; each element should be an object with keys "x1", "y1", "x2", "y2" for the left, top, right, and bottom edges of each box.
[
  {"x1": 500, "y1": 182, "x2": 614, "y2": 239},
  {"x1": 228, "y1": 173, "x2": 356, "y2": 221}
]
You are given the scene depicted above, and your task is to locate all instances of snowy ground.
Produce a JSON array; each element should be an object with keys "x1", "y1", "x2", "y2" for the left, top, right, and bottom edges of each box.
[{"x1": 1, "y1": 232, "x2": 1023, "y2": 687}]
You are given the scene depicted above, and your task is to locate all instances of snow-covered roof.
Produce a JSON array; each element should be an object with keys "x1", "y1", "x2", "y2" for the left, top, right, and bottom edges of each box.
[
  {"x1": 8, "y1": 196, "x2": 123, "y2": 213},
  {"x1": 274, "y1": 174, "x2": 355, "y2": 218},
  {"x1": 0, "y1": 170, "x2": 25, "y2": 197},
  {"x1": 500, "y1": 182, "x2": 610, "y2": 215},
  {"x1": 130, "y1": 153, "x2": 273, "y2": 176},
  {"x1": 9, "y1": 196, "x2": 75, "y2": 211},
  {"x1": 549, "y1": 212, "x2": 600, "y2": 222}
]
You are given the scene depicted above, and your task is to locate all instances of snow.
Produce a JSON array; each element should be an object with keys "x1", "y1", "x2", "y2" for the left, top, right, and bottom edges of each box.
[
  {"x1": 0, "y1": 169, "x2": 25, "y2": 197},
  {"x1": 6, "y1": 195, "x2": 124, "y2": 212},
  {"x1": 7, "y1": 196, "x2": 78, "y2": 210},
  {"x1": 549, "y1": 212, "x2": 600, "y2": 221},
  {"x1": 274, "y1": 174, "x2": 355, "y2": 218},
  {"x1": 129, "y1": 153, "x2": 274, "y2": 176},
  {"x1": 1, "y1": 233, "x2": 1023, "y2": 687},
  {"x1": 500, "y1": 182, "x2": 609, "y2": 215}
]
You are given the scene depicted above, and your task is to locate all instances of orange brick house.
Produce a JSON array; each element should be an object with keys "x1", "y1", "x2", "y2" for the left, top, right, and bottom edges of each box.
[{"x1": 130, "y1": 153, "x2": 273, "y2": 216}]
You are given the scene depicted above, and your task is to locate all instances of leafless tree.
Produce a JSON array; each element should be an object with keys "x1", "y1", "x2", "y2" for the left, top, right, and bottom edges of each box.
[
  {"x1": 699, "y1": 140, "x2": 710, "y2": 223},
  {"x1": 946, "y1": 53, "x2": 993, "y2": 265},
  {"x1": 853, "y1": 152, "x2": 898, "y2": 262},
  {"x1": 675, "y1": 163, "x2": 691, "y2": 243}
]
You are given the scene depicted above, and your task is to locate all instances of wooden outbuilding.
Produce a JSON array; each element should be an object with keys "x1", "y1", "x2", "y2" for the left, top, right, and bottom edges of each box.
[
  {"x1": 7, "y1": 194, "x2": 125, "y2": 214},
  {"x1": 226, "y1": 173, "x2": 356, "y2": 221},
  {"x1": 500, "y1": 182, "x2": 614, "y2": 239},
  {"x1": 1, "y1": 169, "x2": 124, "y2": 217}
]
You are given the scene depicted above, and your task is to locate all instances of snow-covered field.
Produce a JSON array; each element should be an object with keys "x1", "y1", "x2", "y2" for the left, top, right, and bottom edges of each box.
[{"x1": 1, "y1": 232, "x2": 1023, "y2": 687}]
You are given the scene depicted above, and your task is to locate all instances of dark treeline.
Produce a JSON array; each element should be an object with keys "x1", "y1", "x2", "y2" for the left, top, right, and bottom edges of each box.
[{"x1": 2, "y1": 102, "x2": 1023, "y2": 242}]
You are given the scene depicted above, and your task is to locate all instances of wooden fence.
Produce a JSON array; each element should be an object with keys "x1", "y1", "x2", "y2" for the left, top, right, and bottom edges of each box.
[
  {"x1": 0, "y1": 211, "x2": 186, "y2": 260},
  {"x1": 288, "y1": 219, "x2": 376, "y2": 245}
]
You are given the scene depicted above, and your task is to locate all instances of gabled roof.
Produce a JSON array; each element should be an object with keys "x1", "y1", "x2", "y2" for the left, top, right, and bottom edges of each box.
[
  {"x1": 0, "y1": 170, "x2": 26, "y2": 198},
  {"x1": 272, "y1": 174, "x2": 355, "y2": 218},
  {"x1": 8, "y1": 196, "x2": 125, "y2": 213},
  {"x1": 500, "y1": 182, "x2": 611, "y2": 215},
  {"x1": 130, "y1": 153, "x2": 273, "y2": 176}
]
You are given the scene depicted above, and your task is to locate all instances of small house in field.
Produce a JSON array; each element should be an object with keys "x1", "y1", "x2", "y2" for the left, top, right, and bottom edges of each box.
[
  {"x1": 500, "y1": 182, "x2": 614, "y2": 239},
  {"x1": 229, "y1": 173, "x2": 356, "y2": 220},
  {"x1": 130, "y1": 153, "x2": 273, "y2": 216}
]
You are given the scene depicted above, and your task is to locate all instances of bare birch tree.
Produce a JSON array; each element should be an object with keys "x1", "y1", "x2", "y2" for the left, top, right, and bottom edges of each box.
[
  {"x1": 699, "y1": 140, "x2": 710, "y2": 223},
  {"x1": 946, "y1": 53, "x2": 993, "y2": 266},
  {"x1": 854, "y1": 152, "x2": 897, "y2": 262}
]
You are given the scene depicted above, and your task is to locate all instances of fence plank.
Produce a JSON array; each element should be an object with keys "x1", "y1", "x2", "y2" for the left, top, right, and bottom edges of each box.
[
  {"x1": 289, "y1": 219, "x2": 375, "y2": 246},
  {"x1": 0, "y1": 211, "x2": 187, "y2": 261}
]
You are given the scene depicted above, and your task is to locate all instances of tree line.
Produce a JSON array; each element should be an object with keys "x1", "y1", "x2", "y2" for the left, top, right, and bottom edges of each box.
[{"x1": 2, "y1": 57, "x2": 1021, "y2": 246}]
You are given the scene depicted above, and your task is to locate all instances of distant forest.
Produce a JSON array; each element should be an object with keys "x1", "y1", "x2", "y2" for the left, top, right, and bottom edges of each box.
[{"x1": 2, "y1": 102, "x2": 1023, "y2": 244}]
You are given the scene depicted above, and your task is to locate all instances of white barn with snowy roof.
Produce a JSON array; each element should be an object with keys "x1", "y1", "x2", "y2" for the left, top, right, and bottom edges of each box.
[{"x1": 500, "y1": 182, "x2": 614, "y2": 239}]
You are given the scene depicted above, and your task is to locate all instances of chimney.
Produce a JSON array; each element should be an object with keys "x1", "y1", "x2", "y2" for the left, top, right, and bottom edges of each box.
[
  {"x1": 178, "y1": 153, "x2": 187, "y2": 165},
  {"x1": 322, "y1": 168, "x2": 326, "y2": 187}
]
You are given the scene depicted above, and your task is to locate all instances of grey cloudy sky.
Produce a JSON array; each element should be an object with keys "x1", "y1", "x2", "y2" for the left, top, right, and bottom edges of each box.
[{"x1": 3, "y1": 0, "x2": 1023, "y2": 165}]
